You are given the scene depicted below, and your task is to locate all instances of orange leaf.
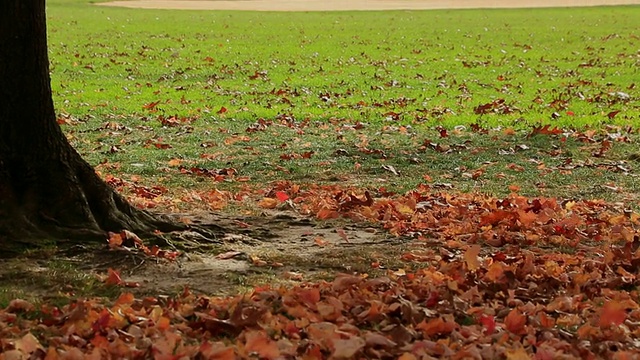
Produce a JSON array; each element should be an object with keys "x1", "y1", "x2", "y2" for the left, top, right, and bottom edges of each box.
[
  {"x1": 105, "y1": 268, "x2": 124, "y2": 286},
  {"x1": 528, "y1": 124, "x2": 563, "y2": 137},
  {"x1": 484, "y1": 261, "x2": 507, "y2": 283},
  {"x1": 157, "y1": 316, "x2": 171, "y2": 331},
  {"x1": 258, "y1": 197, "x2": 279, "y2": 209},
  {"x1": 314, "y1": 237, "x2": 329, "y2": 246},
  {"x1": 115, "y1": 292, "x2": 135, "y2": 306},
  {"x1": 464, "y1": 245, "x2": 481, "y2": 271},
  {"x1": 416, "y1": 317, "x2": 456, "y2": 337},
  {"x1": 244, "y1": 331, "x2": 280, "y2": 360},
  {"x1": 504, "y1": 308, "x2": 527, "y2": 334},
  {"x1": 298, "y1": 288, "x2": 321, "y2": 306},
  {"x1": 480, "y1": 209, "x2": 513, "y2": 226},
  {"x1": 398, "y1": 354, "x2": 418, "y2": 360},
  {"x1": 599, "y1": 300, "x2": 626, "y2": 327},
  {"x1": 108, "y1": 232, "x2": 123, "y2": 248},
  {"x1": 142, "y1": 100, "x2": 160, "y2": 110},
  {"x1": 317, "y1": 208, "x2": 339, "y2": 220}
]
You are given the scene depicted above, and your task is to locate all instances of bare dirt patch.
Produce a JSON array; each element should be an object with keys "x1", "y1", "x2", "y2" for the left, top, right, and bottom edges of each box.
[
  {"x1": 0, "y1": 212, "x2": 409, "y2": 301},
  {"x1": 123, "y1": 212, "x2": 404, "y2": 296},
  {"x1": 97, "y1": 0, "x2": 640, "y2": 11}
]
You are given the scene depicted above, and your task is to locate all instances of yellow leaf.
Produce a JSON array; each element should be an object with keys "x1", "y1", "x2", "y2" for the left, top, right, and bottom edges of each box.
[
  {"x1": 505, "y1": 346, "x2": 531, "y2": 360},
  {"x1": 168, "y1": 158, "x2": 182, "y2": 166},
  {"x1": 395, "y1": 203, "x2": 414, "y2": 215}
]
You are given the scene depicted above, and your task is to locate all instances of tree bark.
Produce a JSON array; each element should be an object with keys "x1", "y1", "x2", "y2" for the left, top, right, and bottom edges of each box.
[{"x1": 0, "y1": 1, "x2": 182, "y2": 250}]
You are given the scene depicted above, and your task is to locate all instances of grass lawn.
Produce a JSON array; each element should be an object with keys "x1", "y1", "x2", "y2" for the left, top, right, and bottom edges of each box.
[{"x1": 46, "y1": 1, "x2": 639, "y2": 206}]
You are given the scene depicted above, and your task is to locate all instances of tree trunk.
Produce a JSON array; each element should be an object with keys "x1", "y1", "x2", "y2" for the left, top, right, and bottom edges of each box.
[{"x1": 0, "y1": 1, "x2": 181, "y2": 249}]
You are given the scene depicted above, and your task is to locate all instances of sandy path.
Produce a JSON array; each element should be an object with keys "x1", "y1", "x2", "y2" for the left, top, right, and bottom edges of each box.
[{"x1": 97, "y1": 0, "x2": 640, "y2": 11}]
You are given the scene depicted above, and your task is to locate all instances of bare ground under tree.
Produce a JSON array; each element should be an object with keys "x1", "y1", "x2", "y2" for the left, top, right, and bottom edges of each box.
[{"x1": 0, "y1": 211, "x2": 412, "y2": 301}]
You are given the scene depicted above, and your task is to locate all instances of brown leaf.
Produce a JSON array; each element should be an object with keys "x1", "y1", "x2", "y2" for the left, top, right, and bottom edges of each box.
[
  {"x1": 332, "y1": 274, "x2": 364, "y2": 292},
  {"x1": 13, "y1": 333, "x2": 43, "y2": 357},
  {"x1": 142, "y1": 100, "x2": 160, "y2": 110},
  {"x1": 332, "y1": 336, "x2": 365, "y2": 359},
  {"x1": 364, "y1": 332, "x2": 397, "y2": 348},
  {"x1": 527, "y1": 125, "x2": 563, "y2": 138},
  {"x1": 337, "y1": 228, "x2": 349, "y2": 243},
  {"x1": 607, "y1": 110, "x2": 621, "y2": 119},
  {"x1": 6, "y1": 299, "x2": 35, "y2": 312}
]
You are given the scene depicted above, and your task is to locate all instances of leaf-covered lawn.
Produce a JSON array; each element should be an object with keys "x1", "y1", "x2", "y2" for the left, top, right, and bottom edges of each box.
[
  {"x1": 4, "y1": 178, "x2": 640, "y2": 358},
  {"x1": 2, "y1": 1, "x2": 640, "y2": 358}
]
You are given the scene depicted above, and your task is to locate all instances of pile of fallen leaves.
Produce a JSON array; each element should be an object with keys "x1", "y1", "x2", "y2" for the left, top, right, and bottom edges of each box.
[
  {"x1": 2, "y1": 249, "x2": 640, "y2": 359},
  {"x1": 259, "y1": 180, "x2": 639, "y2": 248},
  {"x1": 3, "y1": 182, "x2": 640, "y2": 358}
]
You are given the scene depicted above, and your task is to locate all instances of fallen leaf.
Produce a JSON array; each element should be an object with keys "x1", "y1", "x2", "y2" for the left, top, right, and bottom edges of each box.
[
  {"x1": 382, "y1": 165, "x2": 400, "y2": 176},
  {"x1": 216, "y1": 251, "x2": 243, "y2": 260},
  {"x1": 337, "y1": 228, "x2": 349, "y2": 242},
  {"x1": 464, "y1": 245, "x2": 481, "y2": 271},
  {"x1": 504, "y1": 308, "x2": 527, "y2": 334},
  {"x1": 332, "y1": 336, "x2": 365, "y2": 359},
  {"x1": 105, "y1": 268, "x2": 124, "y2": 286},
  {"x1": 244, "y1": 331, "x2": 280, "y2": 360},
  {"x1": 258, "y1": 197, "x2": 279, "y2": 209}
]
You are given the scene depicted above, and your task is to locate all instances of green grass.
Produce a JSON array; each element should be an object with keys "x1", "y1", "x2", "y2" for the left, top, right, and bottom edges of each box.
[
  {"x1": 0, "y1": 256, "x2": 121, "y2": 308},
  {"x1": 44, "y1": 1, "x2": 640, "y2": 207},
  {"x1": 48, "y1": 2, "x2": 639, "y2": 127}
]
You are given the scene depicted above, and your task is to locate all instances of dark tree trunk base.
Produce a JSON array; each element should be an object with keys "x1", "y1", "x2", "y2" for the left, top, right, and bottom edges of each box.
[
  {"x1": 0, "y1": 147, "x2": 188, "y2": 251},
  {"x1": 0, "y1": 1, "x2": 227, "y2": 253}
]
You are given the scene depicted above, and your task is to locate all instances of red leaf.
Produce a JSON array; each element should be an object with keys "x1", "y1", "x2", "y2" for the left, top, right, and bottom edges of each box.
[
  {"x1": 275, "y1": 191, "x2": 289, "y2": 202},
  {"x1": 480, "y1": 315, "x2": 496, "y2": 334}
]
